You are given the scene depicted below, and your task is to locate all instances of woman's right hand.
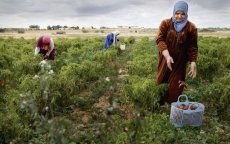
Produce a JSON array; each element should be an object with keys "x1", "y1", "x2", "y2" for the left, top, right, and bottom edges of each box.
[
  {"x1": 162, "y1": 50, "x2": 174, "y2": 71},
  {"x1": 166, "y1": 56, "x2": 174, "y2": 71},
  {"x1": 188, "y1": 62, "x2": 197, "y2": 79}
]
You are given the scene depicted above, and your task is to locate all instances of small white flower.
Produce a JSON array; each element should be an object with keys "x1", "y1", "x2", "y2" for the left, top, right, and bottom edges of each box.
[
  {"x1": 22, "y1": 100, "x2": 27, "y2": 105},
  {"x1": 110, "y1": 86, "x2": 115, "y2": 91},
  {"x1": 40, "y1": 60, "x2": 46, "y2": 65},
  {"x1": 112, "y1": 100, "x2": 117, "y2": 108},
  {"x1": 47, "y1": 65, "x2": 51, "y2": 70},
  {"x1": 33, "y1": 75, "x2": 39, "y2": 79},
  {"x1": 200, "y1": 130, "x2": 205, "y2": 134},
  {"x1": 45, "y1": 106, "x2": 49, "y2": 111},
  {"x1": 48, "y1": 70, "x2": 54, "y2": 74},
  {"x1": 43, "y1": 90, "x2": 48, "y2": 94},
  {"x1": 105, "y1": 77, "x2": 110, "y2": 81}
]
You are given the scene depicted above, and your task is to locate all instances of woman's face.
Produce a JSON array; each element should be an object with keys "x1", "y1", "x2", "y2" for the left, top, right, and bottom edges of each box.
[
  {"x1": 42, "y1": 45, "x2": 49, "y2": 51},
  {"x1": 174, "y1": 10, "x2": 186, "y2": 23}
]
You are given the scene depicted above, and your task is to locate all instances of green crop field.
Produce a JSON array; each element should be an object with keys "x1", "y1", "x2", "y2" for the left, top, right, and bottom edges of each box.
[{"x1": 0, "y1": 36, "x2": 229, "y2": 143}]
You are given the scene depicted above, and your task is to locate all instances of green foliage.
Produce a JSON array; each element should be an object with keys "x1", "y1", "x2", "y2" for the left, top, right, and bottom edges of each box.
[
  {"x1": 99, "y1": 115, "x2": 130, "y2": 143},
  {"x1": 0, "y1": 36, "x2": 229, "y2": 143},
  {"x1": 127, "y1": 55, "x2": 157, "y2": 76},
  {"x1": 121, "y1": 76, "x2": 168, "y2": 111},
  {"x1": 92, "y1": 49, "x2": 117, "y2": 65},
  {"x1": 91, "y1": 80, "x2": 112, "y2": 98},
  {"x1": 54, "y1": 38, "x2": 74, "y2": 54},
  {"x1": 198, "y1": 36, "x2": 230, "y2": 69},
  {"x1": 127, "y1": 36, "x2": 157, "y2": 77},
  {"x1": 197, "y1": 55, "x2": 220, "y2": 81},
  {"x1": 125, "y1": 36, "x2": 135, "y2": 44},
  {"x1": 201, "y1": 75, "x2": 230, "y2": 119},
  {"x1": 131, "y1": 113, "x2": 175, "y2": 143},
  {"x1": 13, "y1": 55, "x2": 41, "y2": 76},
  {"x1": 58, "y1": 60, "x2": 103, "y2": 96},
  {"x1": 75, "y1": 97, "x2": 95, "y2": 110},
  {"x1": 0, "y1": 90, "x2": 30, "y2": 143}
]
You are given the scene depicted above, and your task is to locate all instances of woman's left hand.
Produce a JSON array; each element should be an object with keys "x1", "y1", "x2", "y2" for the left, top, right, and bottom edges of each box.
[{"x1": 188, "y1": 62, "x2": 197, "y2": 79}]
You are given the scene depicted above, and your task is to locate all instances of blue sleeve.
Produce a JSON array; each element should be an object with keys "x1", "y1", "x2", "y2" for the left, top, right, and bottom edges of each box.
[{"x1": 104, "y1": 33, "x2": 114, "y2": 49}]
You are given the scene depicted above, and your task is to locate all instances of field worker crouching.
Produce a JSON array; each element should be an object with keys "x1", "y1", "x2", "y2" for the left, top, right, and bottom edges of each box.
[
  {"x1": 103, "y1": 31, "x2": 120, "y2": 50},
  {"x1": 35, "y1": 35, "x2": 56, "y2": 60}
]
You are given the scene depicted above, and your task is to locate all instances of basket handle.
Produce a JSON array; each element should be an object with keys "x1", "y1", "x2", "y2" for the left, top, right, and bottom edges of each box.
[{"x1": 177, "y1": 95, "x2": 189, "y2": 103}]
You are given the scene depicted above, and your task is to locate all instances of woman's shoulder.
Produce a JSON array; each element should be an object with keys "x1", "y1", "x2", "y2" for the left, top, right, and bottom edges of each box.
[
  {"x1": 161, "y1": 18, "x2": 172, "y2": 24},
  {"x1": 159, "y1": 18, "x2": 172, "y2": 28},
  {"x1": 187, "y1": 21, "x2": 197, "y2": 30},
  {"x1": 188, "y1": 21, "x2": 196, "y2": 28}
]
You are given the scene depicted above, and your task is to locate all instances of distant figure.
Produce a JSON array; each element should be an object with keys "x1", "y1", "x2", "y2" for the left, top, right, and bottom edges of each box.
[
  {"x1": 35, "y1": 35, "x2": 56, "y2": 60},
  {"x1": 103, "y1": 31, "x2": 120, "y2": 50}
]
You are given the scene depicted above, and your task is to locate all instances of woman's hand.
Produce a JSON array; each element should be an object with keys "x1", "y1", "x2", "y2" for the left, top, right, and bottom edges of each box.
[
  {"x1": 188, "y1": 62, "x2": 197, "y2": 79},
  {"x1": 166, "y1": 56, "x2": 174, "y2": 71},
  {"x1": 162, "y1": 50, "x2": 174, "y2": 71}
]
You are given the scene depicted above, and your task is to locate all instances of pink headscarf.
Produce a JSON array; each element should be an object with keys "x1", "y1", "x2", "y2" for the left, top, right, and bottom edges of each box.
[{"x1": 42, "y1": 36, "x2": 51, "y2": 45}]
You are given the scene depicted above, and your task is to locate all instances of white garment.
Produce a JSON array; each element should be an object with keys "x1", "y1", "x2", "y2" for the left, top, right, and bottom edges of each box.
[
  {"x1": 35, "y1": 47, "x2": 40, "y2": 55},
  {"x1": 46, "y1": 38, "x2": 54, "y2": 56},
  {"x1": 112, "y1": 31, "x2": 120, "y2": 45}
]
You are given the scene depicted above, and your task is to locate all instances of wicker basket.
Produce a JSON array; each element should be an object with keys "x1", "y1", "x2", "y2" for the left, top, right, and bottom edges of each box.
[{"x1": 170, "y1": 95, "x2": 205, "y2": 127}]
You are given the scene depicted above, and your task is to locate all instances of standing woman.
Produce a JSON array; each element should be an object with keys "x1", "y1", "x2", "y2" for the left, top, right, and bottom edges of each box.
[{"x1": 156, "y1": 1, "x2": 198, "y2": 104}]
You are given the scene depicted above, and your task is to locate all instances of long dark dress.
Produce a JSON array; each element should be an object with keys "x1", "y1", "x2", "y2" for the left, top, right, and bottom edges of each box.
[{"x1": 156, "y1": 18, "x2": 198, "y2": 103}]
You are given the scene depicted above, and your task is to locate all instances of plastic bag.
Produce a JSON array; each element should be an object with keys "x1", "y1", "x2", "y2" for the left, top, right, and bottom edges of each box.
[{"x1": 170, "y1": 95, "x2": 205, "y2": 127}]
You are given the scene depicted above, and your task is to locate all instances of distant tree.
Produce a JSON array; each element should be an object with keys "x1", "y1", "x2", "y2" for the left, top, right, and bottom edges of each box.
[
  {"x1": 47, "y1": 25, "x2": 52, "y2": 30},
  {"x1": 63, "y1": 26, "x2": 68, "y2": 30},
  {"x1": 48, "y1": 25, "x2": 62, "y2": 30},
  {"x1": 57, "y1": 25, "x2": 62, "y2": 29},
  {"x1": 29, "y1": 25, "x2": 40, "y2": 30},
  {"x1": 100, "y1": 26, "x2": 108, "y2": 29},
  {"x1": 0, "y1": 28, "x2": 6, "y2": 33},
  {"x1": 51, "y1": 26, "x2": 56, "y2": 30},
  {"x1": 70, "y1": 26, "x2": 79, "y2": 30}
]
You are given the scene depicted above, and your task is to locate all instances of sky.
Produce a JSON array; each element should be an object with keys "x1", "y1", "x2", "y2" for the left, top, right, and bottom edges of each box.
[{"x1": 0, "y1": 0, "x2": 230, "y2": 29}]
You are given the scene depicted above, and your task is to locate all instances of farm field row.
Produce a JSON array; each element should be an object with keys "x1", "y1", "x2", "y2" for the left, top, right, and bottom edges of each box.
[{"x1": 0, "y1": 36, "x2": 229, "y2": 143}]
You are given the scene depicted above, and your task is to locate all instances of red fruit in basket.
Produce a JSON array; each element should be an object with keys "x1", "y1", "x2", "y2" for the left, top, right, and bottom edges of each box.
[
  {"x1": 183, "y1": 105, "x2": 189, "y2": 110},
  {"x1": 177, "y1": 104, "x2": 188, "y2": 110},
  {"x1": 177, "y1": 105, "x2": 183, "y2": 109},
  {"x1": 190, "y1": 105, "x2": 197, "y2": 110}
]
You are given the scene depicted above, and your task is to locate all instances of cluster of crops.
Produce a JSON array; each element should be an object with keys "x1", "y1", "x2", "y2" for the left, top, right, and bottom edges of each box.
[{"x1": 0, "y1": 36, "x2": 229, "y2": 143}]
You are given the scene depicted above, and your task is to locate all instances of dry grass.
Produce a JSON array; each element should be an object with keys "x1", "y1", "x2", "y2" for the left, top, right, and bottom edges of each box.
[
  {"x1": 198, "y1": 30, "x2": 230, "y2": 38},
  {"x1": 0, "y1": 28, "x2": 155, "y2": 39},
  {"x1": 0, "y1": 28, "x2": 230, "y2": 39}
]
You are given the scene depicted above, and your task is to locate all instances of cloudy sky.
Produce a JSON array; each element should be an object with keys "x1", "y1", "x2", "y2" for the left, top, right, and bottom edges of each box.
[{"x1": 0, "y1": 0, "x2": 230, "y2": 28}]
